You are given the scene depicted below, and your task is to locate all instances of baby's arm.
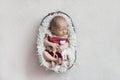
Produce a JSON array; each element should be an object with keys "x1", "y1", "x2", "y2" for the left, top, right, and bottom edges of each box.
[
  {"x1": 44, "y1": 34, "x2": 52, "y2": 47},
  {"x1": 44, "y1": 34, "x2": 59, "y2": 51}
]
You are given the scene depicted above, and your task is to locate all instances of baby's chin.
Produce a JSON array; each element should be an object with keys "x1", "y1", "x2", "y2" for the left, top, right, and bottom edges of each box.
[{"x1": 56, "y1": 34, "x2": 65, "y2": 37}]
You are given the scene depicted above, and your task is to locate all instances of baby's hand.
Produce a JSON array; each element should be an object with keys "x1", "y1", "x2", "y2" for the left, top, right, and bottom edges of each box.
[
  {"x1": 51, "y1": 43, "x2": 59, "y2": 51},
  {"x1": 57, "y1": 45, "x2": 64, "y2": 53}
]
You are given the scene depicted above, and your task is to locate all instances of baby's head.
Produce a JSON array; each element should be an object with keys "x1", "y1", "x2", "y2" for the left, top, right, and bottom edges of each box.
[{"x1": 49, "y1": 16, "x2": 68, "y2": 37}]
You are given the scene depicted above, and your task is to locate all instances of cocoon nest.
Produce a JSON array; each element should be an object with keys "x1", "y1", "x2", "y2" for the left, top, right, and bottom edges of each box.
[{"x1": 37, "y1": 11, "x2": 77, "y2": 73}]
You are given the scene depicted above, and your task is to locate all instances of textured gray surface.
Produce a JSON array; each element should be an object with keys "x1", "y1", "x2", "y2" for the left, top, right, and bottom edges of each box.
[{"x1": 0, "y1": 0, "x2": 120, "y2": 80}]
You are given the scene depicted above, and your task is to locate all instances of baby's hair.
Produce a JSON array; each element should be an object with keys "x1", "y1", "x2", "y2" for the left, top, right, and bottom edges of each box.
[{"x1": 49, "y1": 16, "x2": 66, "y2": 30}]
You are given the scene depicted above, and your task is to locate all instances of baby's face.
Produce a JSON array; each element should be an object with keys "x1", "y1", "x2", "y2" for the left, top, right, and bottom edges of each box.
[{"x1": 53, "y1": 19, "x2": 68, "y2": 37}]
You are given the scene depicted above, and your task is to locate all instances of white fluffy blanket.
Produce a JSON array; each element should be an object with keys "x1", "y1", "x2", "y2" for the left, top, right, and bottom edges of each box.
[{"x1": 37, "y1": 11, "x2": 77, "y2": 73}]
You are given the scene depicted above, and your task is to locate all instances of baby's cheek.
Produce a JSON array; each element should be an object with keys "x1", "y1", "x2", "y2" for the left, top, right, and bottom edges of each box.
[{"x1": 58, "y1": 32, "x2": 62, "y2": 35}]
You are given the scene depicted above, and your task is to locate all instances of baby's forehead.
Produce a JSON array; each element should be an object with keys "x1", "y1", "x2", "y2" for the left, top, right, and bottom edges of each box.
[
  {"x1": 55, "y1": 17, "x2": 68, "y2": 24},
  {"x1": 56, "y1": 18, "x2": 66, "y2": 23},
  {"x1": 55, "y1": 17, "x2": 66, "y2": 22},
  {"x1": 49, "y1": 16, "x2": 68, "y2": 28}
]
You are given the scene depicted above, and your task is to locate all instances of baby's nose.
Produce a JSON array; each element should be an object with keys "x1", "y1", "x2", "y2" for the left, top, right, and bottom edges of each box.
[
  {"x1": 63, "y1": 30, "x2": 66, "y2": 32},
  {"x1": 63, "y1": 31, "x2": 65, "y2": 34}
]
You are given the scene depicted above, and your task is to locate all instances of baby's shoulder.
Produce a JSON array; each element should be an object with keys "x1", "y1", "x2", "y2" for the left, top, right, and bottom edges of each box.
[{"x1": 45, "y1": 32, "x2": 53, "y2": 37}]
